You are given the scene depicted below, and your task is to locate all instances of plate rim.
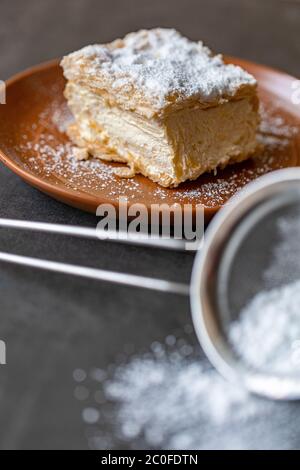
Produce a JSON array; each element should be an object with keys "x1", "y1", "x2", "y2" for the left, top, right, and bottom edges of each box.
[{"x1": 0, "y1": 57, "x2": 299, "y2": 219}]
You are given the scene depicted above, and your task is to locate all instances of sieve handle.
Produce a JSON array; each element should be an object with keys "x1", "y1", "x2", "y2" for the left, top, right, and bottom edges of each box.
[
  {"x1": 0, "y1": 218, "x2": 190, "y2": 295},
  {"x1": 0, "y1": 218, "x2": 187, "y2": 251}
]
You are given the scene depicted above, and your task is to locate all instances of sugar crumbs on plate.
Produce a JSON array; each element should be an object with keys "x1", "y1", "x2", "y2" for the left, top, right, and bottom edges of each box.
[{"x1": 16, "y1": 100, "x2": 298, "y2": 207}]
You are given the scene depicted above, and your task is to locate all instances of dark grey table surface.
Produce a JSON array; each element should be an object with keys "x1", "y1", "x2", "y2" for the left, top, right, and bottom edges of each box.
[{"x1": 0, "y1": 0, "x2": 300, "y2": 450}]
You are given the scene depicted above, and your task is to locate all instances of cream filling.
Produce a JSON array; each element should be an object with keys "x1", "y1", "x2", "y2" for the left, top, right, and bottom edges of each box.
[
  {"x1": 66, "y1": 84, "x2": 175, "y2": 181},
  {"x1": 166, "y1": 98, "x2": 259, "y2": 181},
  {"x1": 66, "y1": 83, "x2": 259, "y2": 187}
]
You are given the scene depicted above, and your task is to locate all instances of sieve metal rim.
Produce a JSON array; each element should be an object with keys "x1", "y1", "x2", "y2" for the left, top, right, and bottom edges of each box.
[{"x1": 190, "y1": 167, "x2": 300, "y2": 400}]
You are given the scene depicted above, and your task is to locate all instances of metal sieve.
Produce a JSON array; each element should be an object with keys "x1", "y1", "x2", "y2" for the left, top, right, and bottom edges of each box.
[
  {"x1": 191, "y1": 168, "x2": 300, "y2": 401},
  {"x1": 1, "y1": 168, "x2": 300, "y2": 400}
]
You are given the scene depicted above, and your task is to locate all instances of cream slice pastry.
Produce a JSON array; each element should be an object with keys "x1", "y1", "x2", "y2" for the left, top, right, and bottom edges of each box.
[{"x1": 61, "y1": 28, "x2": 260, "y2": 188}]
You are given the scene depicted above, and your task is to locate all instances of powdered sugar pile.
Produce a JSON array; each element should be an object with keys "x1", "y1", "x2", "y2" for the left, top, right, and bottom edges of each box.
[
  {"x1": 229, "y1": 208, "x2": 300, "y2": 374},
  {"x1": 62, "y1": 28, "x2": 256, "y2": 109},
  {"x1": 264, "y1": 211, "x2": 300, "y2": 288},
  {"x1": 103, "y1": 357, "x2": 261, "y2": 446},
  {"x1": 230, "y1": 280, "x2": 300, "y2": 374},
  {"x1": 74, "y1": 331, "x2": 296, "y2": 450}
]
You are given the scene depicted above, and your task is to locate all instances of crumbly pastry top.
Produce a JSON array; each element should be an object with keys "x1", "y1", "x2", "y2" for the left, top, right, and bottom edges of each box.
[{"x1": 61, "y1": 28, "x2": 257, "y2": 117}]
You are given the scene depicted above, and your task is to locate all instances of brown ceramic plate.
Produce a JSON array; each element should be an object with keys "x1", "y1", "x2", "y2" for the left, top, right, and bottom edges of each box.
[{"x1": 0, "y1": 57, "x2": 299, "y2": 221}]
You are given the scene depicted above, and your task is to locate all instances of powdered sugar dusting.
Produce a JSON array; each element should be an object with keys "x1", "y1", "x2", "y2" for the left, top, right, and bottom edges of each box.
[
  {"x1": 230, "y1": 280, "x2": 300, "y2": 374},
  {"x1": 229, "y1": 207, "x2": 300, "y2": 375},
  {"x1": 74, "y1": 329, "x2": 295, "y2": 450},
  {"x1": 62, "y1": 29, "x2": 256, "y2": 109},
  {"x1": 16, "y1": 99, "x2": 298, "y2": 209},
  {"x1": 264, "y1": 210, "x2": 300, "y2": 288}
]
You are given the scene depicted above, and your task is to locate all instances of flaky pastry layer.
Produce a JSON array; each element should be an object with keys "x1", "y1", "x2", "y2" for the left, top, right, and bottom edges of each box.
[{"x1": 61, "y1": 29, "x2": 260, "y2": 188}]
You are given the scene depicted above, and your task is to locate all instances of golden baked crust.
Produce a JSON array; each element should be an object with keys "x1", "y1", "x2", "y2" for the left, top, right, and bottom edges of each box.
[{"x1": 61, "y1": 28, "x2": 257, "y2": 119}]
